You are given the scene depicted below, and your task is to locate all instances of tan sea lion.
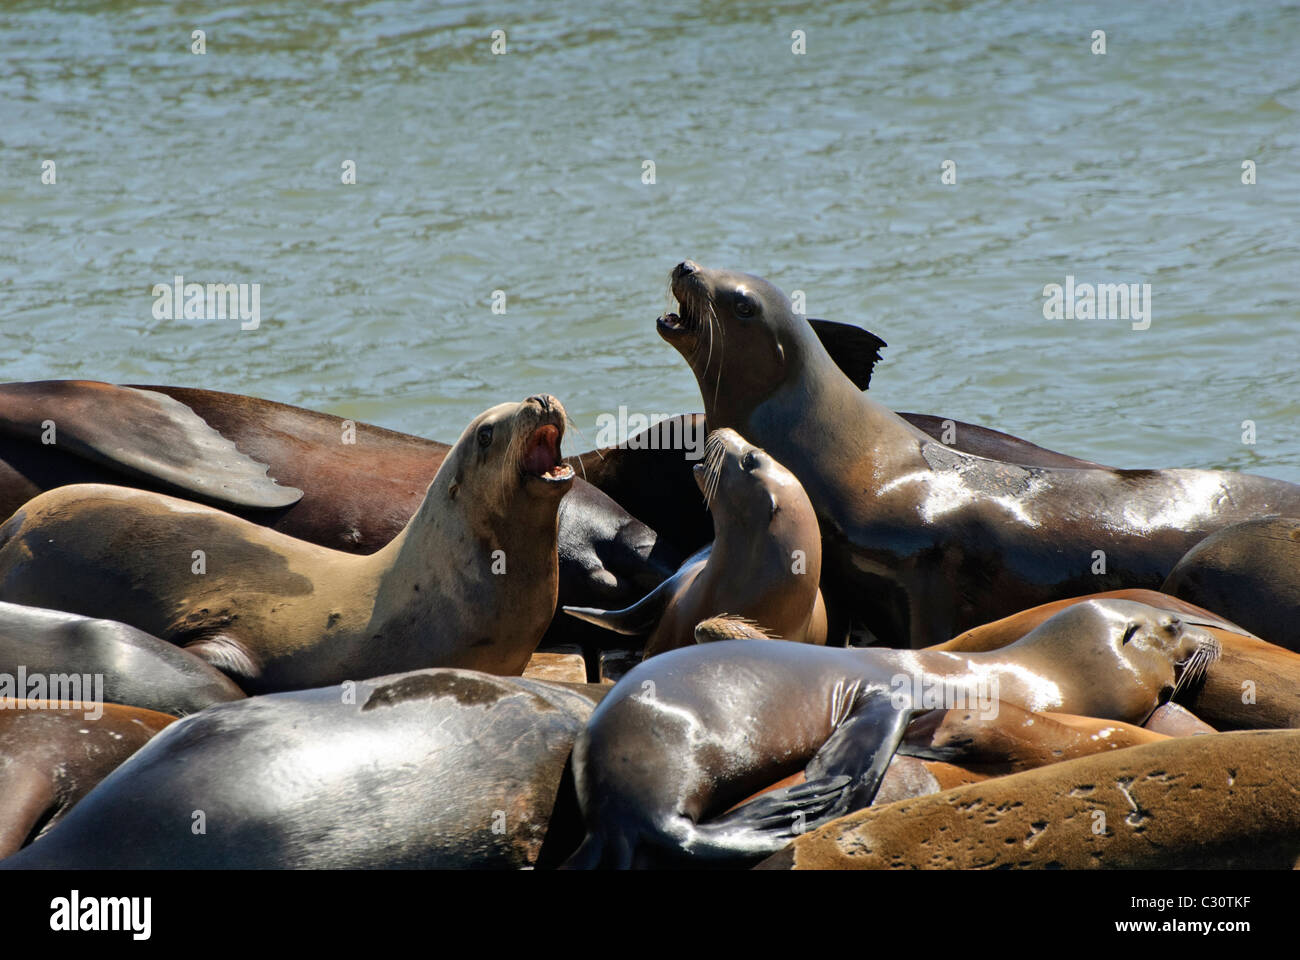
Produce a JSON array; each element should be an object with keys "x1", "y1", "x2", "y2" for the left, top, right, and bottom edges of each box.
[
  {"x1": 933, "y1": 589, "x2": 1300, "y2": 730},
  {"x1": 563, "y1": 599, "x2": 1217, "y2": 867},
  {"x1": 657, "y1": 260, "x2": 1300, "y2": 648},
  {"x1": 758, "y1": 729, "x2": 1300, "y2": 869},
  {"x1": 901, "y1": 701, "x2": 1171, "y2": 775},
  {"x1": 564, "y1": 429, "x2": 826, "y2": 656},
  {"x1": 0, "y1": 700, "x2": 175, "y2": 859},
  {"x1": 0, "y1": 396, "x2": 575, "y2": 693}
]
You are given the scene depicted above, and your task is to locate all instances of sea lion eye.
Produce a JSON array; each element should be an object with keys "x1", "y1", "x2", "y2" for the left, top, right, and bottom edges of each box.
[
  {"x1": 741, "y1": 452, "x2": 758, "y2": 471},
  {"x1": 477, "y1": 425, "x2": 494, "y2": 448},
  {"x1": 1121, "y1": 623, "x2": 1139, "y2": 645},
  {"x1": 735, "y1": 295, "x2": 756, "y2": 318}
]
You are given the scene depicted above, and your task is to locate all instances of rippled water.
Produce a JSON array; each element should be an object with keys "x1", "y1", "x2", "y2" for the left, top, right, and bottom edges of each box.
[{"x1": 2, "y1": 0, "x2": 1297, "y2": 481}]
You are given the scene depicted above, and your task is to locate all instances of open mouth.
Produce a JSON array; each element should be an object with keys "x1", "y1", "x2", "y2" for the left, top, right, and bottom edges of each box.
[
  {"x1": 521, "y1": 423, "x2": 574, "y2": 484},
  {"x1": 657, "y1": 288, "x2": 703, "y2": 340}
]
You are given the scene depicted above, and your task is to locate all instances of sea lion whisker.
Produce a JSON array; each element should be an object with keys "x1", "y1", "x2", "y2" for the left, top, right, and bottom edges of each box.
[
  {"x1": 700, "y1": 430, "x2": 729, "y2": 508},
  {"x1": 1172, "y1": 634, "x2": 1220, "y2": 700}
]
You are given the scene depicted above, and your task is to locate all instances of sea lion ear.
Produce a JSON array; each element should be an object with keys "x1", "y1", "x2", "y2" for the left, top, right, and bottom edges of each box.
[{"x1": 808, "y1": 319, "x2": 887, "y2": 390}]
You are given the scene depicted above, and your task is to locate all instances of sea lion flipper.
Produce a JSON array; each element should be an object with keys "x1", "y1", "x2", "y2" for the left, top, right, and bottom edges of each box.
[
  {"x1": 700, "y1": 775, "x2": 853, "y2": 836},
  {"x1": 0, "y1": 380, "x2": 303, "y2": 509},
  {"x1": 808, "y1": 320, "x2": 886, "y2": 390},
  {"x1": 805, "y1": 692, "x2": 915, "y2": 810},
  {"x1": 561, "y1": 573, "x2": 680, "y2": 636},
  {"x1": 0, "y1": 765, "x2": 56, "y2": 858}
]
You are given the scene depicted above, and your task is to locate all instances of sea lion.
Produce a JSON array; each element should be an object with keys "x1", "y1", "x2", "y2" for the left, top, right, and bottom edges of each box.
[
  {"x1": 725, "y1": 702, "x2": 1178, "y2": 813},
  {"x1": 0, "y1": 701, "x2": 175, "y2": 859},
  {"x1": 564, "y1": 429, "x2": 826, "y2": 656},
  {"x1": 933, "y1": 589, "x2": 1300, "y2": 730},
  {"x1": 1, "y1": 670, "x2": 604, "y2": 869},
  {"x1": 0, "y1": 396, "x2": 575, "y2": 693},
  {"x1": 0, "y1": 602, "x2": 245, "y2": 714},
  {"x1": 657, "y1": 260, "x2": 1300, "y2": 647},
  {"x1": 0, "y1": 380, "x2": 681, "y2": 621},
  {"x1": 1161, "y1": 516, "x2": 1300, "y2": 653},
  {"x1": 758, "y1": 729, "x2": 1300, "y2": 870},
  {"x1": 900, "y1": 701, "x2": 1171, "y2": 776},
  {"x1": 563, "y1": 599, "x2": 1217, "y2": 867},
  {"x1": 567, "y1": 411, "x2": 1107, "y2": 566}
]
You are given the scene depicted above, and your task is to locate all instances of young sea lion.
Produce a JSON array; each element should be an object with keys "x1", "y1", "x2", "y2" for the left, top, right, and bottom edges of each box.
[
  {"x1": 564, "y1": 429, "x2": 826, "y2": 656},
  {"x1": 0, "y1": 396, "x2": 575, "y2": 693}
]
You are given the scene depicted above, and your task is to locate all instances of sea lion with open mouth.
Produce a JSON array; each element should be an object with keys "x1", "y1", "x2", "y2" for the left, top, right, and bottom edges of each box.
[
  {"x1": 0, "y1": 380, "x2": 681, "y2": 626},
  {"x1": 0, "y1": 396, "x2": 575, "y2": 693},
  {"x1": 564, "y1": 428, "x2": 826, "y2": 657},
  {"x1": 657, "y1": 260, "x2": 1300, "y2": 647},
  {"x1": 562, "y1": 599, "x2": 1217, "y2": 867}
]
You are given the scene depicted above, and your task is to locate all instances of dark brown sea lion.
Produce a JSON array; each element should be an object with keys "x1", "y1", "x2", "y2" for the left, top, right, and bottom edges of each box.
[
  {"x1": 0, "y1": 380, "x2": 681, "y2": 620},
  {"x1": 563, "y1": 599, "x2": 1217, "y2": 867},
  {"x1": 0, "y1": 700, "x2": 175, "y2": 859},
  {"x1": 758, "y1": 729, "x2": 1300, "y2": 869},
  {"x1": 656, "y1": 260, "x2": 1300, "y2": 647},
  {"x1": 933, "y1": 589, "x2": 1300, "y2": 730},
  {"x1": 1161, "y1": 516, "x2": 1300, "y2": 653},
  {"x1": 0, "y1": 601, "x2": 246, "y2": 714},
  {"x1": 567, "y1": 413, "x2": 1108, "y2": 568},
  {"x1": 0, "y1": 670, "x2": 606, "y2": 869},
  {"x1": 565, "y1": 429, "x2": 826, "y2": 656},
  {"x1": 0, "y1": 396, "x2": 575, "y2": 693}
]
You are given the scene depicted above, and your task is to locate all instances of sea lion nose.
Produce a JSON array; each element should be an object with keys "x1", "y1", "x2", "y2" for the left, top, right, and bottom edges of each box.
[
  {"x1": 673, "y1": 260, "x2": 699, "y2": 281},
  {"x1": 528, "y1": 394, "x2": 557, "y2": 413}
]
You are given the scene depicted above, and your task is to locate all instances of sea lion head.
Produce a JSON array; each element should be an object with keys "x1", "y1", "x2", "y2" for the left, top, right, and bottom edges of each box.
[
  {"x1": 1019, "y1": 599, "x2": 1221, "y2": 720},
  {"x1": 691, "y1": 428, "x2": 806, "y2": 529},
  {"x1": 443, "y1": 394, "x2": 575, "y2": 516},
  {"x1": 658, "y1": 261, "x2": 803, "y2": 424}
]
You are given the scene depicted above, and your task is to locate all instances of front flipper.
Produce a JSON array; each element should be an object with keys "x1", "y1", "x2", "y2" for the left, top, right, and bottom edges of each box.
[
  {"x1": 805, "y1": 689, "x2": 916, "y2": 811},
  {"x1": 809, "y1": 320, "x2": 886, "y2": 390},
  {"x1": 685, "y1": 776, "x2": 853, "y2": 861},
  {"x1": 562, "y1": 564, "x2": 694, "y2": 636},
  {"x1": 0, "y1": 380, "x2": 302, "y2": 508}
]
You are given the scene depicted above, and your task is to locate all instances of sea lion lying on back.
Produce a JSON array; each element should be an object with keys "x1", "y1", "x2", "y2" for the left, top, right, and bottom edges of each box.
[
  {"x1": 565, "y1": 599, "x2": 1218, "y2": 867},
  {"x1": 0, "y1": 396, "x2": 575, "y2": 693},
  {"x1": 564, "y1": 429, "x2": 826, "y2": 656}
]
